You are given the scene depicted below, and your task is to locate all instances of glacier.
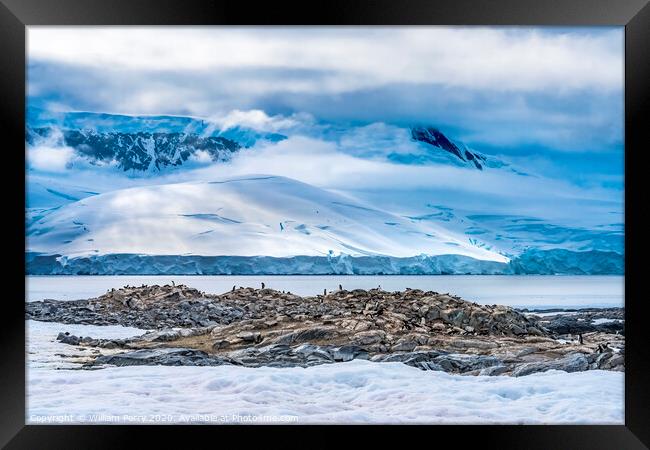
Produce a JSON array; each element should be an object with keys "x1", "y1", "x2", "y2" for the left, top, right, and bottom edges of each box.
[
  {"x1": 24, "y1": 175, "x2": 623, "y2": 275},
  {"x1": 26, "y1": 252, "x2": 507, "y2": 275},
  {"x1": 25, "y1": 249, "x2": 623, "y2": 275},
  {"x1": 509, "y1": 249, "x2": 624, "y2": 275}
]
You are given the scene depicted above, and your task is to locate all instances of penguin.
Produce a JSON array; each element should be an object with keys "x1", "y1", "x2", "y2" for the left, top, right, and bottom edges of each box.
[
  {"x1": 261, "y1": 282, "x2": 265, "y2": 289},
  {"x1": 232, "y1": 285, "x2": 236, "y2": 292},
  {"x1": 339, "y1": 284, "x2": 343, "y2": 291},
  {"x1": 172, "y1": 280, "x2": 175, "y2": 287},
  {"x1": 324, "y1": 288, "x2": 327, "y2": 296}
]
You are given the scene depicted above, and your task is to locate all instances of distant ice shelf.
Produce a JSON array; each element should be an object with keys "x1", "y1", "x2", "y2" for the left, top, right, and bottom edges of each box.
[{"x1": 26, "y1": 249, "x2": 623, "y2": 275}]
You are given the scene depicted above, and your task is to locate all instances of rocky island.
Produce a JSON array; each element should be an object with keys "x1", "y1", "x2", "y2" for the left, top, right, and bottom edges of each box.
[{"x1": 26, "y1": 284, "x2": 624, "y2": 376}]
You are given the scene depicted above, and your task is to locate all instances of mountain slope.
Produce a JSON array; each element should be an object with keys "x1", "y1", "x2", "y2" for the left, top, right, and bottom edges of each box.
[
  {"x1": 26, "y1": 175, "x2": 508, "y2": 263},
  {"x1": 402, "y1": 208, "x2": 623, "y2": 256}
]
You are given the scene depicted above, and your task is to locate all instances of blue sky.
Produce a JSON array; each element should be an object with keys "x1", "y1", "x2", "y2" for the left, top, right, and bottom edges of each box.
[{"x1": 27, "y1": 26, "x2": 624, "y2": 190}]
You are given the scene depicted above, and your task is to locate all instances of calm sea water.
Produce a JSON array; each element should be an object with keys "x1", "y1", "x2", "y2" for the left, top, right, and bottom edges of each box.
[{"x1": 25, "y1": 275, "x2": 624, "y2": 309}]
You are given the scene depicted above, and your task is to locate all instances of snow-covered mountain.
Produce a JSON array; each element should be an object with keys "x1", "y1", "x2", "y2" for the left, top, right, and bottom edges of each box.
[
  {"x1": 26, "y1": 108, "x2": 288, "y2": 174},
  {"x1": 403, "y1": 208, "x2": 623, "y2": 256},
  {"x1": 24, "y1": 109, "x2": 623, "y2": 275},
  {"x1": 27, "y1": 127, "x2": 242, "y2": 172},
  {"x1": 27, "y1": 109, "x2": 513, "y2": 174},
  {"x1": 27, "y1": 177, "x2": 100, "y2": 210},
  {"x1": 28, "y1": 107, "x2": 285, "y2": 140},
  {"x1": 27, "y1": 175, "x2": 507, "y2": 263},
  {"x1": 25, "y1": 175, "x2": 623, "y2": 275}
]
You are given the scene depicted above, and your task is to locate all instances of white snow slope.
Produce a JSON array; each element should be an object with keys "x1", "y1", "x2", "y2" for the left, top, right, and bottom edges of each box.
[
  {"x1": 28, "y1": 361, "x2": 623, "y2": 424},
  {"x1": 27, "y1": 175, "x2": 508, "y2": 263}
]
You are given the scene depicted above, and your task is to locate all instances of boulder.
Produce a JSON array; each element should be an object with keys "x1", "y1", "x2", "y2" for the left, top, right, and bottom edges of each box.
[
  {"x1": 330, "y1": 345, "x2": 367, "y2": 362},
  {"x1": 92, "y1": 348, "x2": 233, "y2": 367},
  {"x1": 352, "y1": 330, "x2": 385, "y2": 346},
  {"x1": 512, "y1": 352, "x2": 590, "y2": 377}
]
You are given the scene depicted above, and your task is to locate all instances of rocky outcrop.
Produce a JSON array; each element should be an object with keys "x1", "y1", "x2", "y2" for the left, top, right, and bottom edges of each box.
[
  {"x1": 27, "y1": 284, "x2": 244, "y2": 329},
  {"x1": 511, "y1": 348, "x2": 624, "y2": 376},
  {"x1": 93, "y1": 348, "x2": 237, "y2": 367},
  {"x1": 27, "y1": 284, "x2": 546, "y2": 335},
  {"x1": 524, "y1": 308, "x2": 624, "y2": 335},
  {"x1": 31, "y1": 284, "x2": 625, "y2": 375}
]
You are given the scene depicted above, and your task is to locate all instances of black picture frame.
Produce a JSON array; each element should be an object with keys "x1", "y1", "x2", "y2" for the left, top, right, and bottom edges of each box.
[{"x1": 2, "y1": 0, "x2": 648, "y2": 448}]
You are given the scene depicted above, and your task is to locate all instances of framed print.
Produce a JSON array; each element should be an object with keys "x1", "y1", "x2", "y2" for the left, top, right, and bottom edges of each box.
[{"x1": 2, "y1": 0, "x2": 649, "y2": 448}]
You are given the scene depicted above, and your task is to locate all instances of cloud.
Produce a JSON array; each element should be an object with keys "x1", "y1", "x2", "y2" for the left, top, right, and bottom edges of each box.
[
  {"x1": 28, "y1": 145, "x2": 75, "y2": 172},
  {"x1": 25, "y1": 27, "x2": 624, "y2": 186},
  {"x1": 170, "y1": 136, "x2": 619, "y2": 204},
  {"x1": 188, "y1": 150, "x2": 213, "y2": 164},
  {"x1": 111, "y1": 134, "x2": 609, "y2": 229},
  {"x1": 28, "y1": 27, "x2": 622, "y2": 93},
  {"x1": 26, "y1": 129, "x2": 622, "y2": 229},
  {"x1": 27, "y1": 62, "x2": 623, "y2": 155},
  {"x1": 205, "y1": 109, "x2": 309, "y2": 134},
  {"x1": 263, "y1": 86, "x2": 623, "y2": 154},
  {"x1": 336, "y1": 123, "x2": 422, "y2": 159}
]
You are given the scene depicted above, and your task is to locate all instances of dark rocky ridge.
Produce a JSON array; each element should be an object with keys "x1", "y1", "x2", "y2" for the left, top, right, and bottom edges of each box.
[
  {"x1": 523, "y1": 308, "x2": 624, "y2": 335},
  {"x1": 27, "y1": 127, "x2": 241, "y2": 172},
  {"x1": 27, "y1": 284, "x2": 624, "y2": 376},
  {"x1": 410, "y1": 126, "x2": 487, "y2": 170}
]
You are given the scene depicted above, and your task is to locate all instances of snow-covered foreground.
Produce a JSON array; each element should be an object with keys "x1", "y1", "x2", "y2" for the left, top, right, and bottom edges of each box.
[
  {"x1": 27, "y1": 361, "x2": 623, "y2": 425},
  {"x1": 27, "y1": 320, "x2": 149, "y2": 369},
  {"x1": 26, "y1": 320, "x2": 623, "y2": 425}
]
